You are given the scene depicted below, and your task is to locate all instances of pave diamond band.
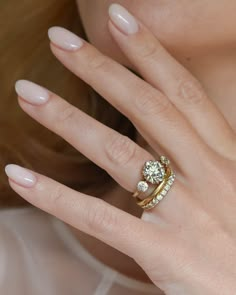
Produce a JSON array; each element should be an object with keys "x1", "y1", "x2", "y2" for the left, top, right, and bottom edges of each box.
[
  {"x1": 133, "y1": 156, "x2": 175, "y2": 210},
  {"x1": 133, "y1": 156, "x2": 171, "y2": 199},
  {"x1": 140, "y1": 170, "x2": 175, "y2": 210}
]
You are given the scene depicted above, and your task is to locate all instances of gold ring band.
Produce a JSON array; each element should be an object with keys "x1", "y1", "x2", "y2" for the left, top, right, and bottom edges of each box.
[
  {"x1": 136, "y1": 166, "x2": 172, "y2": 207},
  {"x1": 133, "y1": 156, "x2": 175, "y2": 211},
  {"x1": 140, "y1": 169, "x2": 175, "y2": 210}
]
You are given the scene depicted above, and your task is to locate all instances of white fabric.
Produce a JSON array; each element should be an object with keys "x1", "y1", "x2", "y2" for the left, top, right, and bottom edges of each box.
[{"x1": 0, "y1": 207, "x2": 163, "y2": 295}]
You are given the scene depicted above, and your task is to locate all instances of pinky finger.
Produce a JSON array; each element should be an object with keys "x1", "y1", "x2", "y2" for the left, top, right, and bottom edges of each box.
[{"x1": 4, "y1": 164, "x2": 165, "y2": 260}]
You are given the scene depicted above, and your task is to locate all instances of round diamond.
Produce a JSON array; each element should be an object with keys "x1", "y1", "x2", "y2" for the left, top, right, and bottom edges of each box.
[
  {"x1": 160, "y1": 156, "x2": 170, "y2": 166},
  {"x1": 142, "y1": 160, "x2": 166, "y2": 184},
  {"x1": 157, "y1": 194, "x2": 163, "y2": 201},
  {"x1": 151, "y1": 199, "x2": 156, "y2": 205},
  {"x1": 137, "y1": 181, "x2": 149, "y2": 192},
  {"x1": 165, "y1": 184, "x2": 170, "y2": 191},
  {"x1": 169, "y1": 176, "x2": 175, "y2": 181},
  {"x1": 161, "y1": 189, "x2": 167, "y2": 196}
]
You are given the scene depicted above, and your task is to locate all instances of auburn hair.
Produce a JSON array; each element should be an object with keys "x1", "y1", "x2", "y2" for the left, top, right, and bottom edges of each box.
[{"x1": 0, "y1": 0, "x2": 136, "y2": 207}]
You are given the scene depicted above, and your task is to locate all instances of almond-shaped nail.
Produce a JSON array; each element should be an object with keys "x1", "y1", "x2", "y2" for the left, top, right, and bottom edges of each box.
[
  {"x1": 15, "y1": 80, "x2": 49, "y2": 105},
  {"x1": 108, "y1": 3, "x2": 139, "y2": 35},
  {"x1": 5, "y1": 164, "x2": 37, "y2": 188},
  {"x1": 48, "y1": 27, "x2": 84, "y2": 51}
]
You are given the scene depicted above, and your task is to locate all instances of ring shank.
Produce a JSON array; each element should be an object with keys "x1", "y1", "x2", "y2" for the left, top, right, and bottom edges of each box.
[{"x1": 136, "y1": 166, "x2": 172, "y2": 207}]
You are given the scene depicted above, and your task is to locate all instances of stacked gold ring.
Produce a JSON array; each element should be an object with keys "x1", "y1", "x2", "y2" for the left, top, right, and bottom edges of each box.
[{"x1": 133, "y1": 156, "x2": 175, "y2": 210}]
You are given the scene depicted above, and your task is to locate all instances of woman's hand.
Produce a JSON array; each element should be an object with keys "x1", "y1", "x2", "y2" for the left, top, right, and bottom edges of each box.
[{"x1": 5, "y1": 4, "x2": 236, "y2": 294}]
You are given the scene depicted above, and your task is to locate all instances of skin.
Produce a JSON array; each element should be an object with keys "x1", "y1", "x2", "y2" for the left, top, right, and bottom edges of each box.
[
  {"x1": 77, "y1": 0, "x2": 236, "y2": 131},
  {"x1": 75, "y1": 0, "x2": 236, "y2": 286},
  {"x1": 5, "y1": 2, "x2": 236, "y2": 294},
  {"x1": 77, "y1": 0, "x2": 236, "y2": 56}
]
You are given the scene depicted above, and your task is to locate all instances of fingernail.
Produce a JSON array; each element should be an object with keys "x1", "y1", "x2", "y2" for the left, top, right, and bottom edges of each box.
[
  {"x1": 108, "y1": 3, "x2": 139, "y2": 35},
  {"x1": 15, "y1": 80, "x2": 49, "y2": 105},
  {"x1": 48, "y1": 27, "x2": 84, "y2": 51},
  {"x1": 5, "y1": 164, "x2": 37, "y2": 188}
]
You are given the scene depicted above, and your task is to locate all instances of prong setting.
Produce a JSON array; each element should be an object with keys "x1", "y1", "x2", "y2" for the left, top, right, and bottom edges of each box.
[
  {"x1": 137, "y1": 181, "x2": 149, "y2": 192},
  {"x1": 142, "y1": 160, "x2": 166, "y2": 184}
]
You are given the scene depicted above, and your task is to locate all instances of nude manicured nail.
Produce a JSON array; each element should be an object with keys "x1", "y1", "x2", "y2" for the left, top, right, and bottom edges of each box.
[
  {"x1": 48, "y1": 27, "x2": 84, "y2": 51},
  {"x1": 108, "y1": 3, "x2": 139, "y2": 35},
  {"x1": 5, "y1": 164, "x2": 37, "y2": 188},
  {"x1": 15, "y1": 80, "x2": 49, "y2": 105}
]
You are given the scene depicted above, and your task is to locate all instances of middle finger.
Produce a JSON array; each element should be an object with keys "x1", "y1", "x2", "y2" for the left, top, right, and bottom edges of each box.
[{"x1": 47, "y1": 26, "x2": 209, "y2": 175}]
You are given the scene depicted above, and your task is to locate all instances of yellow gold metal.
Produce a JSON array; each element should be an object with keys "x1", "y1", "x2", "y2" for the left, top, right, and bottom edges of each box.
[
  {"x1": 136, "y1": 166, "x2": 172, "y2": 206},
  {"x1": 133, "y1": 189, "x2": 143, "y2": 198},
  {"x1": 142, "y1": 171, "x2": 175, "y2": 210},
  {"x1": 141, "y1": 170, "x2": 175, "y2": 210},
  {"x1": 133, "y1": 156, "x2": 170, "y2": 199},
  {"x1": 133, "y1": 155, "x2": 175, "y2": 211}
]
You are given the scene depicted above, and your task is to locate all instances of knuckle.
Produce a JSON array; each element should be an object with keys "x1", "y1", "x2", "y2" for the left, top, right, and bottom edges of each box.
[
  {"x1": 232, "y1": 142, "x2": 236, "y2": 161},
  {"x1": 226, "y1": 137, "x2": 236, "y2": 161},
  {"x1": 87, "y1": 53, "x2": 110, "y2": 71},
  {"x1": 195, "y1": 205, "x2": 234, "y2": 251},
  {"x1": 86, "y1": 200, "x2": 118, "y2": 235},
  {"x1": 137, "y1": 38, "x2": 159, "y2": 60},
  {"x1": 197, "y1": 208, "x2": 216, "y2": 229},
  {"x1": 134, "y1": 86, "x2": 171, "y2": 116},
  {"x1": 191, "y1": 199, "x2": 219, "y2": 233},
  {"x1": 197, "y1": 208, "x2": 226, "y2": 237},
  {"x1": 49, "y1": 184, "x2": 65, "y2": 208},
  {"x1": 177, "y1": 78, "x2": 206, "y2": 106},
  {"x1": 206, "y1": 158, "x2": 232, "y2": 186},
  {"x1": 216, "y1": 165, "x2": 236, "y2": 193},
  {"x1": 57, "y1": 105, "x2": 77, "y2": 125},
  {"x1": 105, "y1": 133, "x2": 137, "y2": 166}
]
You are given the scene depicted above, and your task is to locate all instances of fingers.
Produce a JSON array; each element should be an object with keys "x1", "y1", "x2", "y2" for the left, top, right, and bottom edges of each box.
[
  {"x1": 4, "y1": 164, "x2": 166, "y2": 260},
  {"x1": 47, "y1": 27, "x2": 208, "y2": 175},
  {"x1": 108, "y1": 4, "x2": 236, "y2": 159},
  {"x1": 15, "y1": 80, "x2": 153, "y2": 192}
]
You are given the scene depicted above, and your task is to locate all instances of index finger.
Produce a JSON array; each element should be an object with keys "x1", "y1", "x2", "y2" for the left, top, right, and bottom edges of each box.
[{"x1": 5, "y1": 164, "x2": 166, "y2": 261}]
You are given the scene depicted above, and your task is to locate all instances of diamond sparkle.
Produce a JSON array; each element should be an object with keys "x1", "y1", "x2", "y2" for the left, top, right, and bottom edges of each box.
[
  {"x1": 160, "y1": 156, "x2": 170, "y2": 166},
  {"x1": 142, "y1": 160, "x2": 166, "y2": 184},
  {"x1": 137, "y1": 181, "x2": 149, "y2": 192}
]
